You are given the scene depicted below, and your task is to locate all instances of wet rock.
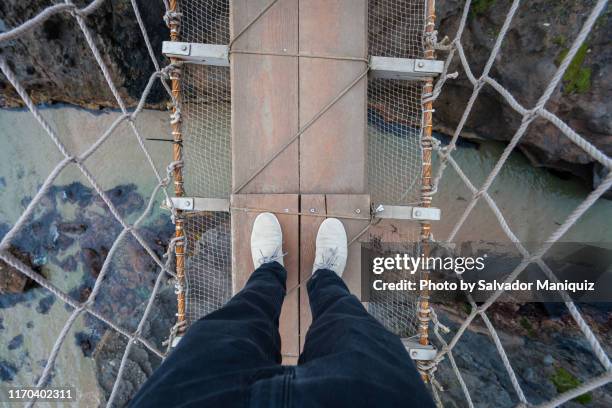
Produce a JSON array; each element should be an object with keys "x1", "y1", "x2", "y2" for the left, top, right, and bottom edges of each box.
[
  {"x1": 93, "y1": 286, "x2": 176, "y2": 406},
  {"x1": 0, "y1": 360, "x2": 18, "y2": 381},
  {"x1": 58, "y1": 222, "x2": 88, "y2": 235},
  {"x1": 0, "y1": 223, "x2": 9, "y2": 239},
  {"x1": 36, "y1": 294, "x2": 55, "y2": 314},
  {"x1": 0, "y1": 258, "x2": 29, "y2": 293},
  {"x1": 20, "y1": 196, "x2": 32, "y2": 208},
  {"x1": 0, "y1": 0, "x2": 169, "y2": 109},
  {"x1": 81, "y1": 247, "x2": 108, "y2": 278},
  {"x1": 103, "y1": 184, "x2": 145, "y2": 217},
  {"x1": 432, "y1": 0, "x2": 611, "y2": 189},
  {"x1": 54, "y1": 231, "x2": 74, "y2": 252},
  {"x1": 7, "y1": 334, "x2": 23, "y2": 350},
  {"x1": 75, "y1": 285, "x2": 92, "y2": 303},
  {"x1": 0, "y1": 246, "x2": 41, "y2": 294},
  {"x1": 75, "y1": 332, "x2": 95, "y2": 357},
  {"x1": 544, "y1": 354, "x2": 554, "y2": 366},
  {"x1": 59, "y1": 255, "x2": 78, "y2": 272},
  {"x1": 58, "y1": 182, "x2": 94, "y2": 207}
]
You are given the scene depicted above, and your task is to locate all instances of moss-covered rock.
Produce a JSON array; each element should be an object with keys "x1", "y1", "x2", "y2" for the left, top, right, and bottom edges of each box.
[
  {"x1": 550, "y1": 367, "x2": 592, "y2": 404},
  {"x1": 556, "y1": 44, "x2": 593, "y2": 94}
]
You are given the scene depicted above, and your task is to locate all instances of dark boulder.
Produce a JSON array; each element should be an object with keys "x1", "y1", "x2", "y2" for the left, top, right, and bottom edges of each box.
[{"x1": 0, "y1": 246, "x2": 41, "y2": 294}]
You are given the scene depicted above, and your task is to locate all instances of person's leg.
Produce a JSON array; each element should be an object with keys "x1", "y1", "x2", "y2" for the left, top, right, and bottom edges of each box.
[
  {"x1": 295, "y1": 219, "x2": 434, "y2": 407},
  {"x1": 130, "y1": 261, "x2": 287, "y2": 407},
  {"x1": 131, "y1": 213, "x2": 287, "y2": 407}
]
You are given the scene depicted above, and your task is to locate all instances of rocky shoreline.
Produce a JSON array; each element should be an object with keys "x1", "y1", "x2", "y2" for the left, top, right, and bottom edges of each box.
[
  {"x1": 434, "y1": 303, "x2": 612, "y2": 407},
  {"x1": 0, "y1": 181, "x2": 175, "y2": 402},
  {"x1": 433, "y1": 0, "x2": 611, "y2": 192}
]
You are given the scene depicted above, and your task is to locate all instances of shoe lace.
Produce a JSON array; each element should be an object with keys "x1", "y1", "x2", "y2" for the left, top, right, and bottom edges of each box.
[
  {"x1": 313, "y1": 247, "x2": 339, "y2": 271},
  {"x1": 257, "y1": 246, "x2": 286, "y2": 265}
]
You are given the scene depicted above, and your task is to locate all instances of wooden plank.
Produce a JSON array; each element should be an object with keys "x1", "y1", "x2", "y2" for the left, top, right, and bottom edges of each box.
[
  {"x1": 231, "y1": 0, "x2": 299, "y2": 52},
  {"x1": 230, "y1": 0, "x2": 370, "y2": 364},
  {"x1": 326, "y1": 194, "x2": 370, "y2": 298},
  {"x1": 231, "y1": 194, "x2": 300, "y2": 364},
  {"x1": 298, "y1": 0, "x2": 367, "y2": 57},
  {"x1": 298, "y1": 0, "x2": 368, "y2": 194},
  {"x1": 231, "y1": 0, "x2": 300, "y2": 364},
  {"x1": 296, "y1": 1, "x2": 369, "y2": 348},
  {"x1": 299, "y1": 194, "x2": 326, "y2": 351},
  {"x1": 231, "y1": 0, "x2": 299, "y2": 194}
]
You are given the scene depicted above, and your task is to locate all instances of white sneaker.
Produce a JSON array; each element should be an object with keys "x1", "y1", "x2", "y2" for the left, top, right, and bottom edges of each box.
[
  {"x1": 313, "y1": 218, "x2": 347, "y2": 276},
  {"x1": 251, "y1": 212, "x2": 284, "y2": 268}
]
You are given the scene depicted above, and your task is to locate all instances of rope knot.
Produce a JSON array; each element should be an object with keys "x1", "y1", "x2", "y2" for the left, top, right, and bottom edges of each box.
[
  {"x1": 524, "y1": 107, "x2": 542, "y2": 123},
  {"x1": 170, "y1": 110, "x2": 182, "y2": 124},
  {"x1": 166, "y1": 160, "x2": 184, "y2": 174},
  {"x1": 163, "y1": 11, "x2": 183, "y2": 30}
]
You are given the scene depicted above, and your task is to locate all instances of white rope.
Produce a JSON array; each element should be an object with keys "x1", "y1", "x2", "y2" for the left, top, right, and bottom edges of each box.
[
  {"x1": 531, "y1": 372, "x2": 612, "y2": 408},
  {"x1": 0, "y1": 2, "x2": 187, "y2": 405},
  {"x1": 423, "y1": 0, "x2": 611, "y2": 404},
  {"x1": 1, "y1": 0, "x2": 611, "y2": 406},
  {"x1": 107, "y1": 236, "x2": 182, "y2": 407},
  {"x1": 0, "y1": 0, "x2": 106, "y2": 43}
]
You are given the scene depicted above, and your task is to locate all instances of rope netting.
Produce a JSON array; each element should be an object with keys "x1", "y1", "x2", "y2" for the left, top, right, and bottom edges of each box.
[
  {"x1": 178, "y1": 0, "x2": 233, "y2": 324},
  {"x1": 0, "y1": 0, "x2": 184, "y2": 406},
  {"x1": 421, "y1": 0, "x2": 612, "y2": 406},
  {"x1": 1, "y1": 0, "x2": 611, "y2": 407},
  {"x1": 368, "y1": 0, "x2": 425, "y2": 207},
  {"x1": 366, "y1": 0, "x2": 428, "y2": 340}
]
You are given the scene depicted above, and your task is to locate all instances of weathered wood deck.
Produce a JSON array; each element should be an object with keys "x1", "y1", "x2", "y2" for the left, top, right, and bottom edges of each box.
[{"x1": 231, "y1": 0, "x2": 369, "y2": 364}]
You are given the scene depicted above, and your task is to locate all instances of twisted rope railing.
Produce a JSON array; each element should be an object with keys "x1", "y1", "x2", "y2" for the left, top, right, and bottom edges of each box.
[
  {"x1": 423, "y1": 0, "x2": 611, "y2": 406},
  {"x1": 0, "y1": 0, "x2": 184, "y2": 406}
]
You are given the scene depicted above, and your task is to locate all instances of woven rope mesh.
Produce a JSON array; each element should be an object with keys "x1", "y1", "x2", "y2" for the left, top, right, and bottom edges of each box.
[
  {"x1": 366, "y1": 241, "x2": 422, "y2": 337},
  {"x1": 180, "y1": 0, "x2": 230, "y2": 44},
  {"x1": 179, "y1": 0, "x2": 232, "y2": 322},
  {"x1": 2, "y1": 1, "x2": 610, "y2": 406},
  {"x1": 181, "y1": 65, "x2": 231, "y2": 199},
  {"x1": 183, "y1": 212, "x2": 232, "y2": 323},
  {"x1": 366, "y1": 0, "x2": 426, "y2": 337},
  {"x1": 368, "y1": 80, "x2": 424, "y2": 205},
  {"x1": 369, "y1": 0, "x2": 425, "y2": 59}
]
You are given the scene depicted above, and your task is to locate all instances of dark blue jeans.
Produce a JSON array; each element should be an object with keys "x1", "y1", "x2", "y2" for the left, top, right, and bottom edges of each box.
[{"x1": 131, "y1": 262, "x2": 434, "y2": 407}]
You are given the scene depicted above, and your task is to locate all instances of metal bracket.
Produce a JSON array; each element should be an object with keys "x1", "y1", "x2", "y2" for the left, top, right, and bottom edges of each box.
[
  {"x1": 162, "y1": 42, "x2": 229, "y2": 66},
  {"x1": 402, "y1": 338, "x2": 437, "y2": 361},
  {"x1": 374, "y1": 204, "x2": 441, "y2": 221},
  {"x1": 370, "y1": 56, "x2": 444, "y2": 80},
  {"x1": 165, "y1": 197, "x2": 230, "y2": 212}
]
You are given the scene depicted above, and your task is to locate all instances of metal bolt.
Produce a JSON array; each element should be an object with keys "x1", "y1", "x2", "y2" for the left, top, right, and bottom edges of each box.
[
  {"x1": 415, "y1": 210, "x2": 422, "y2": 217},
  {"x1": 181, "y1": 45, "x2": 188, "y2": 51},
  {"x1": 310, "y1": 208, "x2": 316, "y2": 213},
  {"x1": 355, "y1": 209, "x2": 361, "y2": 214},
  {"x1": 417, "y1": 61, "x2": 424, "y2": 68}
]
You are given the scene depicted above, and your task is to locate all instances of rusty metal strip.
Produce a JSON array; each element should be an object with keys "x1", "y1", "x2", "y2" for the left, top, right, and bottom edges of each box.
[
  {"x1": 416, "y1": 0, "x2": 437, "y2": 379},
  {"x1": 168, "y1": 0, "x2": 187, "y2": 336}
]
